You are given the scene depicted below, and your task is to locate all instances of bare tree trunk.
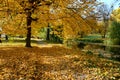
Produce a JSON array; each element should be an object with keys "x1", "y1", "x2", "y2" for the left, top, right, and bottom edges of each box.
[
  {"x1": 25, "y1": 12, "x2": 32, "y2": 47},
  {"x1": 46, "y1": 23, "x2": 50, "y2": 41},
  {"x1": 5, "y1": 35, "x2": 8, "y2": 42},
  {"x1": 103, "y1": 20, "x2": 109, "y2": 50}
]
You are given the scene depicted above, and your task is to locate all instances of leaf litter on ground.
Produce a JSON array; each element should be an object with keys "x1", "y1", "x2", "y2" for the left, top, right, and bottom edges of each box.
[{"x1": 0, "y1": 45, "x2": 120, "y2": 80}]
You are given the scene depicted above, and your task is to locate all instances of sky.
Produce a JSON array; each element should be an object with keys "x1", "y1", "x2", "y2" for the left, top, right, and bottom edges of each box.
[{"x1": 98, "y1": 0, "x2": 120, "y2": 9}]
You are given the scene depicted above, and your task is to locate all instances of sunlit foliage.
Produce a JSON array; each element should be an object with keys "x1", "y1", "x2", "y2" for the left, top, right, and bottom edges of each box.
[
  {"x1": 111, "y1": 8, "x2": 120, "y2": 22},
  {"x1": 0, "y1": 0, "x2": 100, "y2": 47}
]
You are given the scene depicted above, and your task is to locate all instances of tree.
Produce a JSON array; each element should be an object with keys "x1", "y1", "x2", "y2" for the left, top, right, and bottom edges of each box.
[
  {"x1": 96, "y1": 0, "x2": 120, "y2": 38},
  {"x1": 46, "y1": 23, "x2": 50, "y2": 41},
  {"x1": 17, "y1": 0, "x2": 45, "y2": 47},
  {"x1": 106, "y1": 8, "x2": 120, "y2": 60},
  {"x1": 97, "y1": 4, "x2": 110, "y2": 38}
]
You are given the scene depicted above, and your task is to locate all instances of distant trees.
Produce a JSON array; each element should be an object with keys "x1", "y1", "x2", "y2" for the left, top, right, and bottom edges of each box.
[
  {"x1": 96, "y1": 0, "x2": 120, "y2": 38},
  {"x1": 97, "y1": 4, "x2": 111, "y2": 38},
  {"x1": 107, "y1": 8, "x2": 120, "y2": 57}
]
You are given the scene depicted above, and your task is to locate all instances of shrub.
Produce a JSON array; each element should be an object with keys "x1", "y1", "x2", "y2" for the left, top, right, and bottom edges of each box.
[{"x1": 79, "y1": 38, "x2": 103, "y2": 43}]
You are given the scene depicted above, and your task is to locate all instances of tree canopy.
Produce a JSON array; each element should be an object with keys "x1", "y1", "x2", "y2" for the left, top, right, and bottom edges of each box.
[{"x1": 0, "y1": 0, "x2": 100, "y2": 47}]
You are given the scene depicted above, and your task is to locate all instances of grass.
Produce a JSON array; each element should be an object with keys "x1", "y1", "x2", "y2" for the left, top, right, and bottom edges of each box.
[
  {"x1": 0, "y1": 44, "x2": 120, "y2": 80},
  {"x1": 83, "y1": 34, "x2": 102, "y2": 39}
]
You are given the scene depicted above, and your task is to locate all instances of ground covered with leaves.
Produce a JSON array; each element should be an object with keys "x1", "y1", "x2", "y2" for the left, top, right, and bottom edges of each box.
[{"x1": 0, "y1": 45, "x2": 120, "y2": 80}]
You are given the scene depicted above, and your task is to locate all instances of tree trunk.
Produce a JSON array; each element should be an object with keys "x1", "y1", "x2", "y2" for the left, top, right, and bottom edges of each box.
[
  {"x1": 5, "y1": 35, "x2": 8, "y2": 41},
  {"x1": 25, "y1": 12, "x2": 32, "y2": 47},
  {"x1": 46, "y1": 23, "x2": 50, "y2": 41},
  {"x1": 0, "y1": 34, "x2": 2, "y2": 43},
  {"x1": 102, "y1": 20, "x2": 109, "y2": 50}
]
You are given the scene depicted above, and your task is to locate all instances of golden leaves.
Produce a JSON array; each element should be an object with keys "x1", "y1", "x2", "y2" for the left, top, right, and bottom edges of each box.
[
  {"x1": 2, "y1": 13, "x2": 27, "y2": 35},
  {"x1": 111, "y1": 8, "x2": 120, "y2": 22},
  {"x1": 0, "y1": 0, "x2": 100, "y2": 40},
  {"x1": 0, "y1": 46, "x2": 120, "y2": 79}
]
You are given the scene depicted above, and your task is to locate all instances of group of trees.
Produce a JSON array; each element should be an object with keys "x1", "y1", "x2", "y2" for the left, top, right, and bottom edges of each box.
[
  {"x1": 0, "y1": 0, "x2": 120, "y2": 50},
  {"x1": 0, "y1": 0, "x2": 100, "y2": 47},
  {"x1": 106, "y1": 8, "x2": 120, "y2": 56}
]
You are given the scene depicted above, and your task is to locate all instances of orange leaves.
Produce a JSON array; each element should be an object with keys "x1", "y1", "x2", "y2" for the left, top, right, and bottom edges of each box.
[{"x1": 0, "y1": 46, "x2": 120, "y2": 79}]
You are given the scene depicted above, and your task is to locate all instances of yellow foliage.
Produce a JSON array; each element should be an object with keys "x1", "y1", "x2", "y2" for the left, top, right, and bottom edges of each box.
[
  {"x1": 0, "y1": 0, "x2": 99, "y2": 40},
  {"x1": 111, "y1": 8, "x2": 120, "y2": 22}
]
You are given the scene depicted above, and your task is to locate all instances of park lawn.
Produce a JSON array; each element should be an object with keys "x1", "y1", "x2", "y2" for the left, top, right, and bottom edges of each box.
[{"x1": 0, "y1": 45, "x2": 120, "y2": 80}]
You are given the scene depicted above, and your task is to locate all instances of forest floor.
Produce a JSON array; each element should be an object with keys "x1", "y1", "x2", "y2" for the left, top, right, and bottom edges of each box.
[{"x1": 0, "y1": 44, "x2": 120, "y2": 80}]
